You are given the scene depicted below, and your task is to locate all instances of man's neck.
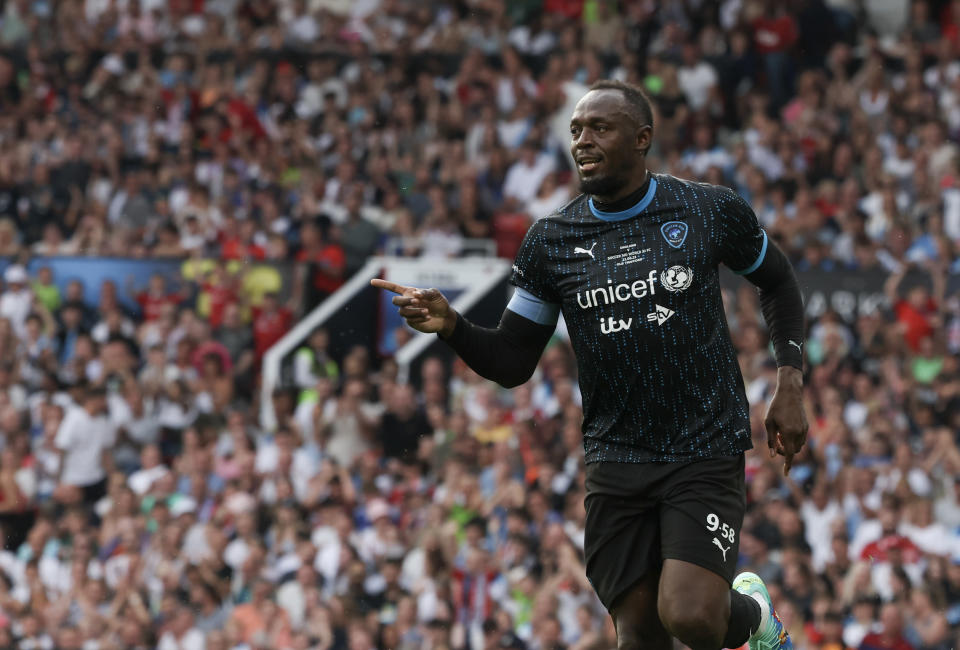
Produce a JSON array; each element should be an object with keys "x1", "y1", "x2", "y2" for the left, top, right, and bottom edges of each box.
[{"x1": 591, "y1": 171, "x2": 650, "y2": 212}]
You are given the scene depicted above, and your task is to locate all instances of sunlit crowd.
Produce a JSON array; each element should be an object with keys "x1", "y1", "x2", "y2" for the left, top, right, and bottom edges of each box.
[{"x1": 0, "y1": 0, "x2": 955, "y2": 648}]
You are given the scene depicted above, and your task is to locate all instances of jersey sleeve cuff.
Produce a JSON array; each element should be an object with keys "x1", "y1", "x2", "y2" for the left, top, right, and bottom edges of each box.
[
  {"x1": 506, "y1": 287, "x2": 561, "y2": 326},
  {"x1": 732, "y1": 230, "x2": 768, "y2": 276},
  {"x1": 774, "y1": 340, "x2": 804, "y2": 370}
]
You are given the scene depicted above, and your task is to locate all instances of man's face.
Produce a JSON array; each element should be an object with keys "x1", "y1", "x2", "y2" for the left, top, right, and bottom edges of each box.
[
  {"x1": 879, "y1": 506, "x2": 899, "y2": 534},
  {"x1": 223, "y1": 303, "x2": 239, "y2": 326},
  {"x1": 907, "y1": 286, "x2": 928, "y2": 309},
  {"x1": 85, "y1": 393, "x2": 105, "y2": 414},
  {"x1": 880, "y1": 605, "x2": 902, "y2": 634},
  {"x1": 570, "y1": 90, "x2": 649, "y2": 198}
]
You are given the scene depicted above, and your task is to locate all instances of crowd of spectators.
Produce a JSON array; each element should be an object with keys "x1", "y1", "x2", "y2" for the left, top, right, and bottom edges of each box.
[{"x1": 0, "y1": 0, "x2": 954, "y2": 649}]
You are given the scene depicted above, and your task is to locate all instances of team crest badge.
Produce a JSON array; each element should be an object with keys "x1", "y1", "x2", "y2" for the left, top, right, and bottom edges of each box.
[
  {"x1": 660, "y1": 265, "x2": 694, "y2": 292},
  {"x1": 660, "y1": 221, "x2": 688, "y2": 248}
]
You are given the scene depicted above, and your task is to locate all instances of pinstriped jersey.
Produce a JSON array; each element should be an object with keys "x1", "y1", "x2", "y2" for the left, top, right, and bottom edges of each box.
[{"x1": 510, "y1": 173, "x2": 767, "y2": 464}]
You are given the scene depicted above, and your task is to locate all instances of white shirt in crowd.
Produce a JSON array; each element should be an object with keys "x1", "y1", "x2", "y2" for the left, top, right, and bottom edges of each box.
[
  {"x1": 0, "y1": 287, "x2": 32, "y2": 337},
  {"x1": 527, "y1": 185, "x2": 572, "y2": 221},
  {"x1": 682, "y1": 146, "x2": 734, "y2": 178},
  {"x1": 800, "y1": 498, "x2": 843, "y2": 571},
  {"x1": 128, "y1": 464, "x2": 170, "y2": 496},
  {"x1": 678, "y1": 61, "x2": 718, "y2": 111},
  {"x1": 108, "y1": 393, "x2": 161, "y2": 447},
  {"x1": 899, "y1": 520, "x2": 957, "y2": 557},
  {"x1": 276, "y1": 579, "x2": 307, "y2": 629},
  {"x1": 503, "y1": 152, "x2": 556, "y2": 204},
  {"x1": 55, "y1": 405, "x2": 116, "y2": 487},
  {"x1": 157, "y1": 628, "x2": 205, "y2": 650}
]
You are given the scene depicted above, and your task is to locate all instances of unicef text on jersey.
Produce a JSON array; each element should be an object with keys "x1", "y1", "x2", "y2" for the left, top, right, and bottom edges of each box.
[{"x1": 575, "y1": 269, "x2": 659, "y2": 310}]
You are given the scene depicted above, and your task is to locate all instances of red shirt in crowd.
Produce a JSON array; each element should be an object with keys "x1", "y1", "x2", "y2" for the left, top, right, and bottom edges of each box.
[
  {"x1": 942, "y1": 2, "x2": 960, "y2": 46},
  {"x1": 451, "y1": 568, "x2": 498, "y2": 625},
  {"x1": 752, "y1": 14, "x2": 797, "y2": 54},
  {"x1": 136, "y1": 291, "x2": 182, "y2": 321},
  {"x1": 221, "y1": 238, "x2": 266, "y2": 261},
  {"x1": 296, "y1": 245, "x2": 346, "y2": 295},
  {"x1": 252, "y1": 305, "x2": 292, "y2": 360},
  {"x1": 859, "y1": 534, "x2": 921, "y2": 564},
  {"x1": 226, "y1": 98, "x2": 267, "y2": 140},
  {"x1": 894, "y1": 298, "x2": 936, "y2": 352},
  {"x1": 169, "y1": 0, "x2": 203, "y2": 13},
  {"x1": 202, "y1": 282, "x2": 237, "y2": 329},
  {"x1": 544, "y1": 0, "x2": 583, "y2": 19},
  {"x1": 858, "y1": 633, "x2": 914, "y2": 650}
]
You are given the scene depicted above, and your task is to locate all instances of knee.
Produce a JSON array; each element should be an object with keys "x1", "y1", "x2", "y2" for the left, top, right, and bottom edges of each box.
[{"x1": 658, "y1": 597, "x2": 728, "y2": 650}]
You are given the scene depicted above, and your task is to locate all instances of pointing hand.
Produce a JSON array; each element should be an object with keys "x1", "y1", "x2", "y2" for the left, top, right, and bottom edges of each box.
[{"x1": 370, "y1": 279, "x2": 458, "y2": 337}]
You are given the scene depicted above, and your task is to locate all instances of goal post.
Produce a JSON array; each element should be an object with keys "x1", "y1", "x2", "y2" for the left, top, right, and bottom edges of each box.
[{"x1": 259, "y1": 256, "x2": 513, "y2": 430}]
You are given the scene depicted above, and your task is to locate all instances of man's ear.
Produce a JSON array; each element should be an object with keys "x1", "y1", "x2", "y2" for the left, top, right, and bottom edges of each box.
[{"x1": 636, "y1": 125, "x2": 653, "y2": 156}]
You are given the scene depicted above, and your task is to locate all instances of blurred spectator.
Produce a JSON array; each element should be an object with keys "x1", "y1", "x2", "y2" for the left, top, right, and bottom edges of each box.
[
  {"x1": 53, "y1": 385, "x2": 115, "y2": 507},
  {"x1": 859, "y1": 602, "x2": 914, "y2": 650},
  {"x1": 503, "y1": 142, "x2": 557, "y2": 207},
  {"x1": 294, "y1": 327, "x2": 338, "y2": 392},
  {"x1": 252, "y1": 293, "x2": 293, "y2": 362},
  {"x1": 377, "y1": 383, "x2": 430, "y2": 461},
  {"x1": 0, "y1": 265, "x2": 32, "y2": 337},
  {"x1": 296, "y1": 217, "x2": 345, "y2": 306},
  {"x1": 0, "y1": 2, "x2": 952, "y2": 649}
]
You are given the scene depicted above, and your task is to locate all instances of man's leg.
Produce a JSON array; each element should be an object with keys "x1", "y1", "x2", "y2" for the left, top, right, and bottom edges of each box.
[
  {"x1": 583, "y1": 462, "x2": 667, "y2": 647},
  {"x1": 656, "y1": 455, "x2": 761, "y2": 649},
  {"x1": 658, "y1": 558, "x2": 760, "y2": 650},
  {"x1": 610, "y1": 570, "x2": 672, "y2": 650},
  {"x1": 658, "y1": 559, "x2": 728, "y2": 649}
]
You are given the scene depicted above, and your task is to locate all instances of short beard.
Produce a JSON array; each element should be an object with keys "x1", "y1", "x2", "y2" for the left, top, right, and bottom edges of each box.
[{"x1": 578, "y1": 173, "x2": 628, "y2": 201}]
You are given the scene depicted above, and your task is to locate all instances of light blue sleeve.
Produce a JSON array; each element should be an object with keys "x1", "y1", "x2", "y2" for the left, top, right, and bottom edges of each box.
[{"x1": 506, "y1": 287, "x2": 561, "y2": 326}]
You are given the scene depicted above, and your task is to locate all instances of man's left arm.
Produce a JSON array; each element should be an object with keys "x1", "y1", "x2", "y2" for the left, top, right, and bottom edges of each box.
[
  {"x1": 720, "y1": 190, "x2": 808, "y2": 474},
  {"x1": 739, "y1": 238, "x2": 809, "y2": 474}
]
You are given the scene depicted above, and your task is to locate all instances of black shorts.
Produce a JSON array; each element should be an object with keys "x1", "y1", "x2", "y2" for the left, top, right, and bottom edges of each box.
[
  {"x1": 81, "y1": 478, "x2": 108, "y2": 507},
  {"x1": 583, "y1": 454, "x2": 746, "y2": 612}
]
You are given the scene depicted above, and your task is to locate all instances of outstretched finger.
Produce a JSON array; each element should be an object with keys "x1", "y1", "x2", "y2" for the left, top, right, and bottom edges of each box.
[
  {"x1": 780, "y1": 433, "x2": 795, "y2": 476},
  {"x1": 370, "y1": 279, "x2": 412, "y2": 295},
  {"x1": 764, "y1": 418, "x2": 778, "y2": 459}
]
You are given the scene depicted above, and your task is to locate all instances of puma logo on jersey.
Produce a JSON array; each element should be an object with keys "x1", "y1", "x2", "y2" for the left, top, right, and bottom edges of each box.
[
  {"x1": 712, "y1": 537, "x2": 731, "y2": 562},
  {"x1": 788, "y1": 340, "x2": 802, "y2": 352},
  {"x1": 574, "y1": 242, "x2": 597, "y2": 259}
]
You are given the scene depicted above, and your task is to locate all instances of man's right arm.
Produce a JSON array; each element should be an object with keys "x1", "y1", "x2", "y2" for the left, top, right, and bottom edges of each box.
[
  {"x1": 370, "y1": 281, "x2": 558, "y2": 389},
  {"x1": 440, "y1": 288, "x2": 557, "y2": 388}
]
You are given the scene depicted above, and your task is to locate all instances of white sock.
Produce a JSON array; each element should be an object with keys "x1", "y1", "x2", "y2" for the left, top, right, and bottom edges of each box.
[{"x1": 749, "y1": 592, "x2": 771, "y2": 637}]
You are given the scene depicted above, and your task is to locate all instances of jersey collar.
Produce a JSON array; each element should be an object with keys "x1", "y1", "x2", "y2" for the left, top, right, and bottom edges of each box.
[{"x1": 587, "y1": 177, "x2": 658, "y2": 221}]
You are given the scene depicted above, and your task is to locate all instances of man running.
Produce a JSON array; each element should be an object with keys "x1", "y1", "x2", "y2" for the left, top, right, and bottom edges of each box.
[{"x1": 372, "y1": 79, "x2": 806, "y2": 650}]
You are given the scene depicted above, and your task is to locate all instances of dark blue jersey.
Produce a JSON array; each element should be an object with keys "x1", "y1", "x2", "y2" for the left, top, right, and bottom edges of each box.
[{"x1": 509, "y1": 173, "x2": 767, "y2": 464}]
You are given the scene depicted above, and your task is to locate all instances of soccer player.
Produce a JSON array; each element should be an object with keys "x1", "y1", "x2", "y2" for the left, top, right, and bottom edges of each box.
[{"x1": 372, "y1": 80, "x2": 807, "y2": 650}]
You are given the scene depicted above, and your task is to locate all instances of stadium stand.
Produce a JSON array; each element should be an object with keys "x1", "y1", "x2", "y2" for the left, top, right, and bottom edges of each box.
[{"x1": 0, "y1": 0, "x2": 954, "y2": 648}]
